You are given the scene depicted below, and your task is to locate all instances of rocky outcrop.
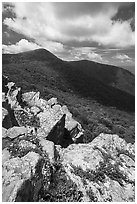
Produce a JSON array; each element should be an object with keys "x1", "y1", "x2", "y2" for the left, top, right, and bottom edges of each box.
[
  {"x1": 2, "y1": 75, "x2": 84, "y2": 201},
  {"x1": 59, "y1": 133, "x2": 135, "y2": 202},
  {"x1": 2, "y1": 75, "x2": 135, "y2": 202}
]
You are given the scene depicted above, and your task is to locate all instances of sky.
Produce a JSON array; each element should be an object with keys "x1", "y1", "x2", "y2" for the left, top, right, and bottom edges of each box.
[{"x1": 2, "y1": 2, "x2": 135, "y2": 73}]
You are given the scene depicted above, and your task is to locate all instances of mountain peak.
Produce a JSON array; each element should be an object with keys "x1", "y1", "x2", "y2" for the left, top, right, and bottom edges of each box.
[{"x1": 3, "y1": 48, "x2": 62, "y2": 63}]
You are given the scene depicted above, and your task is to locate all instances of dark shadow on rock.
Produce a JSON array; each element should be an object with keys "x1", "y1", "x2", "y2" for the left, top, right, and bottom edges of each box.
[
  {"x1": 47, "y1": 114, "x2": 65, "y2": 146},
  {"x1": 47, "y1": 114, "x2": 74, "y2": 148},
  {"x1": 60, "y1": 128, "x2": 74, "y2": 148},
  {"x1": 2, "y1": 101, "x2": 19, "y2": 129}
]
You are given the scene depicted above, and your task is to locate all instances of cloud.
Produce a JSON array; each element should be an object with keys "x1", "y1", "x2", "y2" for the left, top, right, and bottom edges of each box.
[
  {"x1": 58, "y1": 46, "x2": 108, "y2": 63},
  {"x1": 92, "y1": 20, "x2": 135, "y2": 48},
  {"x1": 87, "y1": 52, "x2": 103, "y2": 62},
  {"x1": 2, "y1": 38, "x2": 65, "y2": 55},
  {"x1": 2, "y1": 39, "x2": 41, "y2": 54},
  {"x1": 3, "y1": 2, "x2": 135, "y2": 49},
  {"x1": 114, "y1": 53, "x2": 131, "y2": 61}
]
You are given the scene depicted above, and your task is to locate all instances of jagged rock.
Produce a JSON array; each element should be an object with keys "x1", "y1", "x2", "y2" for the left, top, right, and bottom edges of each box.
[
  {"x1": 37, "y1": 127, "x2": 47, "y2": 138},
  {"x1": 2, "y1": 151, "x2": 40, "y2": 202},
  {"x1": 37, "y1": 109, "x2": 64, "y2": 136},
  {"x1": 66, "y1": 120, "x2": 79, "y2": 132},
  {"x1": 39, "y1": 138, "x2": 55, "y2": 164},
  {"x1": 22, "y1": 91, "x2": 41, "y2": 107},
  {"x1": 6, "y1": 81, "x2": 15, "y2": 90},
  {"x1": 62, "y1": 105, "x2": 73, "y2": 120},
  {"x1": 52, "y1": 104, "x2": 62, "y2": 113},
  {"x1": 14, "y1": 109, "x2": 40, "y2": 127},
  {"x1": 30, "y1": 106, "x2": 41, "y2": 115},
  {"x1": 65, "y1": 119, "x2": 84, "y2": 143},
  {"x1": 7, "y1": 87, "x2": 21, "y2": 109},
  {"x1": 61, "y1": 105, "x2": 84, "y2": 142},
  {"x1": 2, "y1": 127, "x2": 7, "y2": 138},
  {"x1": 18, "y1": 140, "x2": 37, "y2": 150},
  {"x1": 59, "y1": 134, "x2": 135, "y2": 202},
  {"x1": 47, "y1": 97, "x2": 58, "y2": 107},
  {"x1": 7, "y1": 126, "x2": 27, "y2": 139}
]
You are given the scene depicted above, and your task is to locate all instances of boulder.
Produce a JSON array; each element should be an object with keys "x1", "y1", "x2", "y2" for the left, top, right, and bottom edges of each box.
[
  {"x1": 7, "y1": 126, "x2": 27, "y2": 139},
  {"x1": 37, "y1": 108, "x2": 64, "y2": 137},
  {"x1": 7, "y1": 87, "x2": 21, "y2": 109},
  {"x1": 59, "y1": 134, "x2": 135, "y2": 202},
  {"x1": 2, "y1": 152, "x2": 40, "y2": 202},
  {"x1": 22, "y1": 91, "x2": 40, "y2": 107}
]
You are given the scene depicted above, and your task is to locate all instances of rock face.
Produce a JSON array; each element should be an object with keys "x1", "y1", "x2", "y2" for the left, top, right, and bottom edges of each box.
[
  {"x1": 59, "y1": 133, "x2": 135, "y2": 202},
  {"x1": 2, "y1": 75, "x2": 135, "y2": 202}
]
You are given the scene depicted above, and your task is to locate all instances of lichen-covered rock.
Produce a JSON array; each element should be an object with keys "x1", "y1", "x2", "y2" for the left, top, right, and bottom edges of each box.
[
  {"x1": 7, "y1": 87, "x2": 21, "y2": 109},
  {"x1": 14, "y1": 109, "x2": 40, "y2": 127},
  {"x1": 2, "y1": 150, "x2": 52, "y2": 202},
  {"x1": 7, "y1": 126, "x2": 27, "y2": 139},
  {"x1": 37, "y1": 108, "x2": 64, "y2": 137},
  {"x1": 39, "y1": 138, "x2": 55, "y2": 164},
  {"x1": 2, "y1": 151, "x2": 40, "y2": 202},
  {"x1": 22, "y1": 91, "x2": 41, "y2": 107},
  {"x1": 59, "y1": 134, "x2": 135, "y2": 202}
]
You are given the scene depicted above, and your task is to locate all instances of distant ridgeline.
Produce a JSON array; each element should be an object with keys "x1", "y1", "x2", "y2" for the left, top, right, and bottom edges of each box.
[
  {"x1": 2, "y1": 75, "x2": 135, "y2": 202},
  {"x1": 2, "y1": 49, "x2": 135, "y2": 112}
]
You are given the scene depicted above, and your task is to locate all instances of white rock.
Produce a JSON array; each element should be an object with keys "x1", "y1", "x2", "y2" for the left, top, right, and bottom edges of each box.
[{"x1": 7, "y1": 126, "x2": 27, "y2": 139}]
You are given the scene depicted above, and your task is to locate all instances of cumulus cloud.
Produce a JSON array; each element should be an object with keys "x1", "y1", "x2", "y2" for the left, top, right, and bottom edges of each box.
[
  {"x1": 2, "y1": 38, "x2": 65, "y2": 55},
  {"x1": 2, "y1": 39, "x2": 41, "y2": 54},
  {"x1": 3, "y1": 2, "x2": 135, "y2": 49},
  {"x1": 59, "y1": 46, "x2": 107, "y2": 63}
]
